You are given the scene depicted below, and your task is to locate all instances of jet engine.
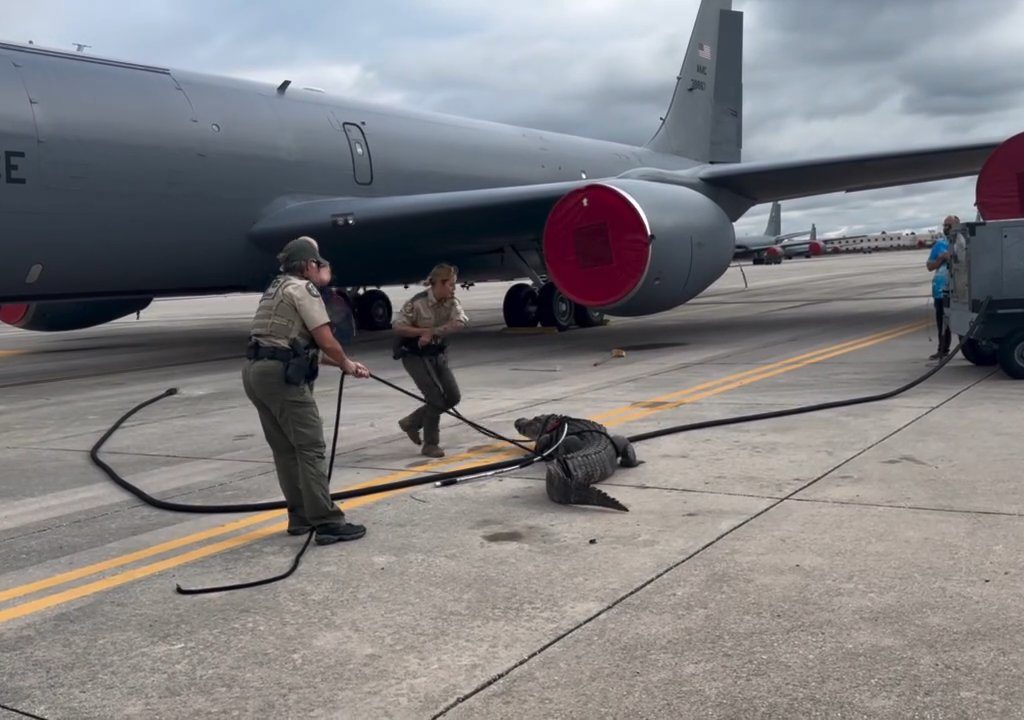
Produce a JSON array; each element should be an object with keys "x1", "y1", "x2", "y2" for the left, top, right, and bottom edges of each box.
[
  {"x1": 542, "y1": 180, "x2": 735, "y2": 316},
  {"x1": 0, "y1": 298, "x2": 153, "y2": 331}
]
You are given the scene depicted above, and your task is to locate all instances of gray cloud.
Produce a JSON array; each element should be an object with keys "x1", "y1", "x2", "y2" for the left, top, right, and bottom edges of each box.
[{"x1": 4, "y1": 0, "x2": 1021, "y2": 240}]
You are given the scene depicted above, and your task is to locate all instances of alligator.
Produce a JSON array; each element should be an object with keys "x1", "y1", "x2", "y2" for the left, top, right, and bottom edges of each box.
[{"x1": 514, "y1": 414, "x2": 640, "y2": 512}]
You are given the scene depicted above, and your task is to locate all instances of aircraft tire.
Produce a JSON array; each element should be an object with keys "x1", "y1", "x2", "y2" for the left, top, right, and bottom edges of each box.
[
  {"x1": 537, "y1": 282, "x2": 575, "y2": 331},
  {"x1": 502, "y1": 283, "x2": 539, "y2": 327},
  {"x1": 573, "y1": 304, "x2": 605, "y2": 328},
  {"x1": 355, "y1": 289, "x2": 392, "y2": 331},
  {"x1": 960, "y1": 337, "x2": 998, "y2": 367},
  {"x1": 997, "y1": 330, "x2": 1024, "y2": 379}
]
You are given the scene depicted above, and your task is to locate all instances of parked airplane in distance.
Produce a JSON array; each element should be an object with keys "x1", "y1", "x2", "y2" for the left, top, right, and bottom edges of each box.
[
  {"x1": 733, "y1": 202, "x2": 815, "y2": 265},
  {"x1": 0, "y1": 0, "x2": 1004, "y2": 333}
]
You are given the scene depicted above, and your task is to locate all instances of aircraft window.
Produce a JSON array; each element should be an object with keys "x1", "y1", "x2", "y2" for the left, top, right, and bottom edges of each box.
[
  {"x1": 210, "y1": 123, "x2": 221, "y2": 133},
  {"x1": 25, "y1": 264, "x2": 43, "y2": 284},
  {"x1": 354, "y1": 141, "x2": 365, "y2": 156}
]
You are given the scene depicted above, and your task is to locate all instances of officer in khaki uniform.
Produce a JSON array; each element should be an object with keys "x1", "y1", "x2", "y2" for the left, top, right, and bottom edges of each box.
[
  {"x1": 393, "y1": 263, "x2": 469, "y2": 458},
  {"x1": 243, "y1": 236, "x2": 371, "y2": 544}
]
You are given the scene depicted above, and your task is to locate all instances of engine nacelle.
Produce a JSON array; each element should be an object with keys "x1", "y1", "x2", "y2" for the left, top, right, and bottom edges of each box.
[
  {"x1": 0, "y1": 298, "x2": 152, "y2": 332},
  {"x1": 542, "y1": 180, "x2": 735, "y2": 316}
]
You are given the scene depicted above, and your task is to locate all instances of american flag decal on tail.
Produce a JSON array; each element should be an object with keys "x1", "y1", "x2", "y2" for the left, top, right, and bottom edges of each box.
[{"x1": 698, "y1": 42, "x2": 711, "y2": 60}]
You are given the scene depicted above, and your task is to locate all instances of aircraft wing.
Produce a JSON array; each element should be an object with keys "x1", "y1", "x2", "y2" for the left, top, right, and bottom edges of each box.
[
  {"x1": 248, "y1": 181, "x2": 585, "y2": 254},
  {"x1": 696, "y1": 139, "x2": 1002, "y2": 202}
]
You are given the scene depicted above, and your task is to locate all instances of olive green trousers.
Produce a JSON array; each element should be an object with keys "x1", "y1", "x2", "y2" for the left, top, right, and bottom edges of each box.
[{"x1": 242, "y1": 359, "x2": 345, "y2": 528}]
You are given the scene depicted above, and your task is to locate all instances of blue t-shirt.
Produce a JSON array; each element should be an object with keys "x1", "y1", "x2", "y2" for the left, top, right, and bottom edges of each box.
[{"x1": 928, "y1": 238, "x2": 950, "y2": 298}]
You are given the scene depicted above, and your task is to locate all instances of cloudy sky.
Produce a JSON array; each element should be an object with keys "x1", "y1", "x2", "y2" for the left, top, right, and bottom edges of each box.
[{"x1": 5, "y1": 0, "x2": 1023, "y2": 237}]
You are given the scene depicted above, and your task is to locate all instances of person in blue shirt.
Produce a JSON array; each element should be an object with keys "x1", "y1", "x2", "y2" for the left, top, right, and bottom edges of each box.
[{"x1": 926, "y1": 215, "x2": 959, "y2": 359}]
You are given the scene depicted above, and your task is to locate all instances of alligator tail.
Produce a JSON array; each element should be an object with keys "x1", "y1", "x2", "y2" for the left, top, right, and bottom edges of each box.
[{"x1": 575, "y1": 486, "x2": 630, "y2": 512}]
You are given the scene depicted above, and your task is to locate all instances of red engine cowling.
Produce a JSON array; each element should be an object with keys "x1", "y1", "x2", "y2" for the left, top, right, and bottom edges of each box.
[
  {"x1": 0, "y1": 298, "x2": 152, "y2": 331},
  {"x1": 542, "y1": 180, "x2": 735, "y2": 316},
  {"x1": 808, "y1": 241, "x2": 823, "y2": 256}
]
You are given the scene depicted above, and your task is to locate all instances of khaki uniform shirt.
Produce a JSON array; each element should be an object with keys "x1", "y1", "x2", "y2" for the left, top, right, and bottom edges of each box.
[
  {"x1": 249, "y1": 274, "x2": 330, "y2": 349},
  {"x1": 394, "y1": 289, "x2": 469, "y2": 330}
]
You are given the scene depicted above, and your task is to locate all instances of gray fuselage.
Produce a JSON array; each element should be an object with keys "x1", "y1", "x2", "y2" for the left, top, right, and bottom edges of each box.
[{"x1": 0, "y1": 43, "x2": 699, "y2": 302}]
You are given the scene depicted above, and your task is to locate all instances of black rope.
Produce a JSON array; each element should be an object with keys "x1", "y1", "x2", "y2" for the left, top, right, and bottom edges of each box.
[
  {"x1": 369, "y1": 371, "x2": 541, "y2": 456},
  {"x1": 174, "y1": 529, "x2": 314, "y2": 595},
  {"x1": 0, "y1": 701, "x2": 50, "y2": 720},
  {"x1": 173, "y1": 375, "x2": 346, "y2": 594},
  {"x1": 627, "y1": 298, "x2": 990, "y2": 443},
  {"x1": 89, "y1": 300, "x2": 989, "y2": 595}
]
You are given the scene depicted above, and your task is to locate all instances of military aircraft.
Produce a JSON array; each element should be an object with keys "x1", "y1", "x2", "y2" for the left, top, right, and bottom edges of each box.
[
  {"x1": 0, "y1": 0, "x2": 1003, "y2": 333},
  {"x1": 733, "y1": 202, "x2": 814, "y2": 265},
  {"x1": 778, "y1": 224, "x2": 822, "y2": 260}
]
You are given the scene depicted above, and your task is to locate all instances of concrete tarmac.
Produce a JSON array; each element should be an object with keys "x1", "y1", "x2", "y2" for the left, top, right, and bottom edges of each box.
[{"x1": 0, "y1": 252, "x2": 1020, "y2": 719}]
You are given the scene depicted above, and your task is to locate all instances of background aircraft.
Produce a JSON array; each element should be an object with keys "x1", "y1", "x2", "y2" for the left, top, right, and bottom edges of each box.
[
  {"x1": 777, "y1": 224, "x2": 822, "y2": 260},
  {"x1": 733, "y1": 201, "x2": 814, "y2": 264},
  {"x1": 0, "y1": 0, "x2": 1003, "y2": 333}
]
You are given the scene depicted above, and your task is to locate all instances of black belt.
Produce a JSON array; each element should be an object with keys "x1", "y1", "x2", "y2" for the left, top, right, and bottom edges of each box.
[{"x1": 247, "y1": 344, "x2": 293, "y2": 362}]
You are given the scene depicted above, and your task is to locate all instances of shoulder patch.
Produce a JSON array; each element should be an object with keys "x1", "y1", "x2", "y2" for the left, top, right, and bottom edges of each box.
[
  {"x1": 402, "y1": 301, "x2": 415, "y2": 314},
  {"x1": 305, "y1": 282, "x2": 321, "y2": 298}
]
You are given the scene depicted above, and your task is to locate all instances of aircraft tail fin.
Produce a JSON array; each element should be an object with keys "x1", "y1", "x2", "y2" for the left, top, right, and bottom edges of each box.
[
  {"x1": 764, "y1": 201, "x2": 781, "y2": 237},
  {"x1": 645, "y1": 0, "x2": 742, "y2": 163}
]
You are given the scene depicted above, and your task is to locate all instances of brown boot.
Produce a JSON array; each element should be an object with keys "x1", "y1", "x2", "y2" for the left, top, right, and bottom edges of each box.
[
  {"x1": 421, "y1": 444, "x2": 445, "y2": 458},
  {"x1": 398, "y1": 416, "x2": 421, "y2": 445}
]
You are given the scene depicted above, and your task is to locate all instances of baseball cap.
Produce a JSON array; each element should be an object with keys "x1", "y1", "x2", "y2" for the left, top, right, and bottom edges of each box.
[{"x1": 277, "y1": 236, "x2": 327, "y2": 266}]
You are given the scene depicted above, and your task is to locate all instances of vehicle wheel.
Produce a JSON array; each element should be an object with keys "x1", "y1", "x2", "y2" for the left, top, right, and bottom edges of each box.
[
  {"x1": 502, "y1": 283, "x2": 539, "y2": 327},
  {"x1": 573, "y1": 304, "x2": 605, "y2": 328},
  {"x1": 960, "y1": 337, "x2": 998, "y2": 366},
  {"x1": 997, "y1": 330, "x2": 1024, "y2": 379},
  {"x1": 537, "y1": 283, "x2": 575, "y2": 330},
  {"x1": 355, "y1": 289, "x2": 392, "y2": 331}
]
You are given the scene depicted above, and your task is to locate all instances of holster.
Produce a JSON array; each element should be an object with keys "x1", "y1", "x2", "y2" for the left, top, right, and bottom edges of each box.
[
  {"x1": 285, "y1": 338, "x2": 319, "y2": 386},
  {"x1": 246, "y1": 339, "x2": 318, "y2": 386}
]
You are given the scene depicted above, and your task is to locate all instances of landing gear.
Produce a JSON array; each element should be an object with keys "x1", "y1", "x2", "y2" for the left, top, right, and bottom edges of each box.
[
  {"x1": 573, "y1": 304, "x2": 605, "y2": 328},
  {"x1": 538, "y1": 283, "x2": 575, "y2": 330},
  {"x1": 502, "y1": 279, "x2": 602, "y2": 331},
  {"x1": 354, "y1": 288, "x2": 392, "y2": 331},
  {"x1": 502, "y1": 283, "x2": 539, "y2": 327}
]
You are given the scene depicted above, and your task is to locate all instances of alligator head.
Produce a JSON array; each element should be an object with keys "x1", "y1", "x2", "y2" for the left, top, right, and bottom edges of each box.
[{"x1": 514, "y1": 414, "x2": 563, "y2": 441}]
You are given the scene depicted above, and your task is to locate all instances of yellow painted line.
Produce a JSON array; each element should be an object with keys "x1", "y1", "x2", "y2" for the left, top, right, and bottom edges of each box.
[
  {"x1": 0, "y1": 511, "x2": 283, "y2": 604},
  {"x1": 0, "y1": 319, "x2": 926, "y2": 623},
  {"x1": 0, "y1": 454, "x2": 523, "y2": 625},
  {"x1": 590, "y1": 321, "x2": 924, "y2": 426},
  {"x1": 0, "y1": 443, "x2": 515, "y2": 606},
  {"x1": 604, "y1": 322, "x2": 926, "y2": 427}
]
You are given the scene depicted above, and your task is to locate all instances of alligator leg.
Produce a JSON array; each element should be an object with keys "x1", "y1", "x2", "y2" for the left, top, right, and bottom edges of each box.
[
  {"x1": 545, "y1": 462, "x2": 629, "y2": 512},
  {"x1": 611, "y1": 435, "x2": 641, "y2": 468}
]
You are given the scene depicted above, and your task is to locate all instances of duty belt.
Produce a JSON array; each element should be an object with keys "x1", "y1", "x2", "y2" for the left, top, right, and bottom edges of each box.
[{"x1": 246, "y1": 343, "x2": 293, "y2": 362}]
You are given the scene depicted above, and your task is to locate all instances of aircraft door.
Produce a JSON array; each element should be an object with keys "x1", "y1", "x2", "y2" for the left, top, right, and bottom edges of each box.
[{"x1": 342, "y1": 123, "x2": 373, "y2": 185}]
